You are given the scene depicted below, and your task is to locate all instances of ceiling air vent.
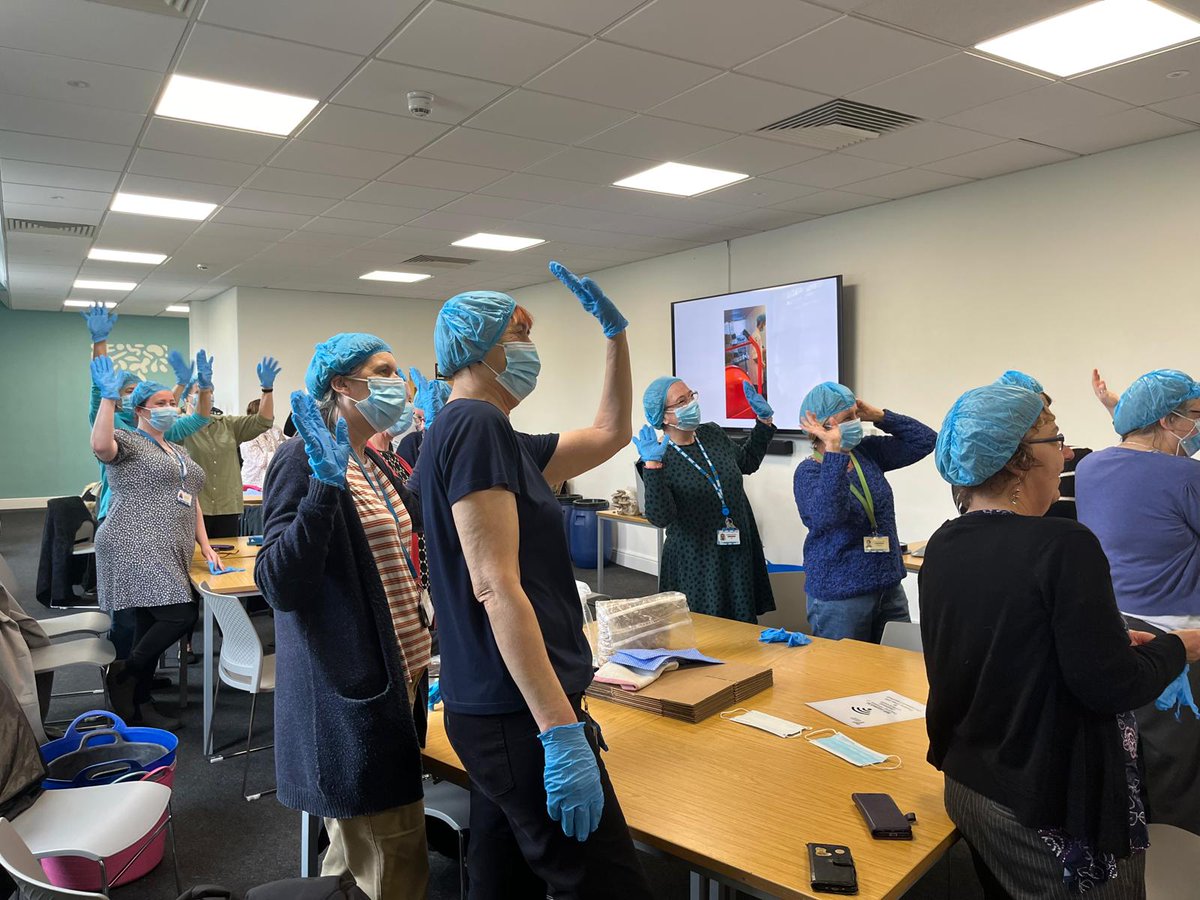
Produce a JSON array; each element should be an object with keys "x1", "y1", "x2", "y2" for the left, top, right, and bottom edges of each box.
[
  {"x1": 403, "y1": 254, "x2": 477, "y2": 268},
  {"x1": 758, "y1": 99, "x2": 921, "y2": 151},
  {"x1": 86, "y1": 0, "x2": 193, "y2": 15},
  {"x1": 5, "y1": 218, "x2": 97, "y2": 238}
]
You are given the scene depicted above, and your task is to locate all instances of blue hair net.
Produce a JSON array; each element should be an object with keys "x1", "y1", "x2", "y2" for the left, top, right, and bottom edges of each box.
[
  {"x1": 129, "y1": 380, "x2": 173, "y2": 410},
  {"x1": 800, "y1": 382, "x2": 856, "y2": 423},
  {"x1": 935, "y1": 384, "x2": 1045, "y2": 486},
  {"x1": 118, "y1": 371, "x2": 141, "y2": 391},
  {"x1": 1112, "y1": 369, "x2": 1200, "y2": 435},
  {"x1": 995, "y1": 370, "x2": 1043, "y2": 394},
  {"x1": 643, "y1": 376, "x2": 681, "y2": 428},
  {"x1": 305, "y1": 333, "x2": 392, "y2": 400},
  {"x1": 434, "y1": 291, "x2": 516, "y2": 376}
]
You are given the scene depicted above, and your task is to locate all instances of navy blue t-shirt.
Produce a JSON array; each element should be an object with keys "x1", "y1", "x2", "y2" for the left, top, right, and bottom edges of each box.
[{"x1": 416, "y1": 398, "x2": 593, "y2": 715}]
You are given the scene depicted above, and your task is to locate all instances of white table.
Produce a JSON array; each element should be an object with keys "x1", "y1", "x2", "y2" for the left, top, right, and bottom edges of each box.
[{"x1": 594, "y1": 510, "x2": 662, "y2": 594}]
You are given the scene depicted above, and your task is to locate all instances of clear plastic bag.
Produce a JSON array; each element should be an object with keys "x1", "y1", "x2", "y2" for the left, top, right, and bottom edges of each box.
[{"x1": 594, "y1": 592, "x2": 696, "y2": 665}]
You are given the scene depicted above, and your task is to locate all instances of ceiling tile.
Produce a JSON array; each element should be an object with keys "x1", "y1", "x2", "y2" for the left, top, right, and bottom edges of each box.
[
  {"x1": 0, "y1": 93, "x2": 144, "y2": 146},
  {"x1": 271, "y1": 140, "x2": 404, "y2": 179},
  {"x1": 440, "y1": 194, "x2": 548, "y2": 219},
  {"x1": 347, "y1": 181, "x2": 464, "y2": 208},
  {"x1": 379, "y1": 157, "x2": 508, "y2": 191},
  {"x1": 1032, "y1": 108, "x2": 1194, "y2": 155},
  {"x1": 453, "y1": 0, "x2": 645, "y2": 34},
  {"x1": 850, "y1": 53, "x2": 1047, "y2": 120},
  {"x1": 842, "y1": 122, "x2": 1003, "y2": 166},
  {"x1": 199, "y1": 0, "x2": 423, "y2": 54},
  {"x1": 605, "y1": 0, "x2": 837, "y2": 68},
  {"x1": 130, "y1": 148, "x2": 257, "y2": 187},
  {"x1": 227, "y1": 188, "x2": 337, "y2": 216},
  {"x1": 420, "y1": 127, "x2": 562, "y2": 169},
  {"x1": 0, "y1": 131, "x2": 131, "y2": 172},
  {"x1": 323, "y1": 200, "x2": 424, "y2": 225},
  {"x1": 842, "y1": 167, "x2": 970, "y2": 199},
  {"x1": 141, "y1": 119, "x2": 284, "y2": 165},
  {"x1": 649, "y1": 73, "x2": 829, "y2": 134},
  {"x1": 2, "y1": 183, "x2": 110, "y2": 210},
  {"x1": 120, "y1": 174, "x2": 235, "y2": 205},
  {"x1": 0, "y1": 160, "x2": 119, "y2": 192},
  {"x1": 4, "y1": 202, "x2": 103, "y2": 226},
  {"x1": 193, "y1": 222, "x2": 292, "y2": 244},
  {"x1": 567, "y1": 187, "x2": 752, "y2": 223},
  {"x1": 244, "y1": 167, "x2": 368, "y2": 199},
  {"x1": 521, "y1": 204, "x2": 693, "y2": 238},
  {"x1": 281, "y1": 230, "x2": 370, "y2": 249},
  {"x1": 300, "y1": 217, "x2": 396, "y2": 237},
  {"x1": 300, "y1": 105, "x2": 449, "y2": 154},
  {"x1": 739, "y1": 17, "x2": 955, "y2": 96},
  {"x1": 528, "y1": 42, "x2": 719, "y2": 110},
  {"x1": 944, "y1": 84, "x2": 1132, "y2": 140},
  {"x1": 582, "y1": 116, "x2": 734, "y2": 159},
  {"x1": 380, "y1": 4, "x2": 584, "y2": 85},
  {"x1": 0, "y1": 0, "x2": 185, "y2": 70},
  {"x1": 0, "y1": 47, "x2": 162, "y2": 115},
  {"x1": 777, "y1": 189, "x2": 884, "y2": 215},
  {"x1": 175, "y1": 24, "x2": 360, "y2": 98},
  {"x1": 466, "y1": 91, "x2": 633, "y2": 144},
  {"x1": 98, "y1": 213, "x2": 201, "y2": 253},
  {"x1": 524, "y1": 147, "x2": 655, "y2": 183},
  {"x1": 681, "y1": 135, "x2": 827, "y2": 175},
  {"x1": 854, "y1": 0, "x2": 1082, "y2": 46},
  {"x1": 924, "y1": 139, "x2": 1076, "y2": 178},
  {"x1": 767, "y1": 153, "x2": 902, "y2": 187},
  {"x1": 333, "y1": 60, "x2": 508, "y2": 125},
  {"x1": 211, "y1": 207, "x2": 314, "y2": 230},
  {"x1": 5, "y1": 231, "x2": 89, "y2": 262},
  {"x1": 478, "y1": 172, "x2": 603, "y2": 203},
  {"x1": 689, "y1": 176, "x2": 817, "y2": 206},
  {"x1": 405, "y1": 210, "x2": 532, "y2": 234},
  {"x1": 1071, "y1": 42, "x2": 1200, "y2": 107},
  {"x1": 1151, "y1": 92, "x2": 1200, "y2": 123}
]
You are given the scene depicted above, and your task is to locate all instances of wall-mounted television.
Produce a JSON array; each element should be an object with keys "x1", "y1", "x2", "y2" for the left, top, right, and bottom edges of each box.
[{"x1": 671, "y1": 275, "x2": 841, "y2": 433}]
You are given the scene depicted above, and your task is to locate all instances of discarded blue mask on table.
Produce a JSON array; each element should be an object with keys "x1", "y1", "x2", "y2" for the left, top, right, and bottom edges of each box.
[{"x1": 759, "y1": 627, "x2": 812, "y2": 647}]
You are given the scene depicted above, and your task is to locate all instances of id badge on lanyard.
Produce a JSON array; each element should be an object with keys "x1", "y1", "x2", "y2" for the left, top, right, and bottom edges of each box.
[{"x1": 670, "y1": 438, "x2": 740, "y2": 547}]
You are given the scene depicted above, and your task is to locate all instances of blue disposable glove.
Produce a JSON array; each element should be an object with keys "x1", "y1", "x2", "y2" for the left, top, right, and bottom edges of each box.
[
  {"x1": 208, "y1": 561, "x2": 246, "y2": 576},
  {"x1": 167, "y1": 349, "x2": 194, "y2": 387},
  {"x1": 538, "y1": 722, "x2": 604, "y2": 841},
  {"x1": 760, "y1": 626, "x2": 811, "y2": 647},
  {"x1": 290, "y1": 390, "x2": 350, "y2": 488},
  {"x1": 90, "y1": 356, "x2": 123, "y2": 401},
  {"x1": 409, "y1": 366, "x2": 430, "y2": 410},
  {"x1": 743, "y1": 381, "x2": 773, "y2": 419},
  {"x1": 1155, "y1": 665, "x2": 1199, "y2": 721},
  {"x1": 257, "y1": 356, "x2": 281, "y2": 389},
  {"x1": 196, "y1": 350, "x2": 214, "y2": 391},
  {"x1": 426, "y1": 380, "x2": 449, "y2": 426},
  {"x1": 549, "y1": 261, "x2": 627, "y2": 339},
  {"x1": 632, "y1": 425, "x2": 666, "y2": 463},
  {"x1": 82, "y1": 303, "x2": 118, "y2": 343},
  {"x1": 428, "y1": 680, "x2": 441, "y2": 711}
]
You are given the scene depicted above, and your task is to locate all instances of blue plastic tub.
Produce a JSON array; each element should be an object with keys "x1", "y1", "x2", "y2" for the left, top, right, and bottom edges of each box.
[
  {"x1": 569, "y1": 499, "x2": 614, "y2": 569},
  {"x1": 40, "y1": 710, "x2": 177, "y2": 790}
]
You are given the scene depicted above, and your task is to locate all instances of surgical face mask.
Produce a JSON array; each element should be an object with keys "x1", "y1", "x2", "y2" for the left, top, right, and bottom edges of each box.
[
  {"x1": 386, "y1": 405, "x2": 414, "y2": 439},
  {"x1": 669, "y1": 399, "x2": 702, "y2": 431},
  {"x1": 804, "y1": 729, "x2": 901, "y2": 769},
  {"x1": 721, "y1": 708, "x2": 808, "y2": 738},
  {"x1": 837, "y1": 418, "x2": 864, "y2": 451},
  {"x1": 345, "y1": 376, "x2": 408, "y2": 433},
  {"x1": 142, "y1": 406, "x2": 179, "y2": 432},
  {"x1": 486, "y1": 341, "x2": 540, "y2": 401},
  {"x1": 1171, "y1": 412, "x2": 1200, "y2": 457}
]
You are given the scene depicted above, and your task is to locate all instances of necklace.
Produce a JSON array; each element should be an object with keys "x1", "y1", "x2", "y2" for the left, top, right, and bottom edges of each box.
[{"x1": 1118, "y1": 440, "x2": 1163, "y2": 454}]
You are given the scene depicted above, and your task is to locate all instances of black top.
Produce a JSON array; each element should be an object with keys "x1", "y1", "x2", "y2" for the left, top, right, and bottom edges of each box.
[
  {"x1": 397, "y1": 430, "x2": 423, "y2": 468},
  {"x1": 918, "y1": 513, "x2": 1185, "y2": 854},
  {"x1": 1045, "y1": 446, "x2": 1092, "y2": 520}
]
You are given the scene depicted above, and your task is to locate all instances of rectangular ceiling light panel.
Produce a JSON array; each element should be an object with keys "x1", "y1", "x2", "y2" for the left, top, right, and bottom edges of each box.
[{"x1": 156, "y1": 74, "x2": 318, "y2": 136}]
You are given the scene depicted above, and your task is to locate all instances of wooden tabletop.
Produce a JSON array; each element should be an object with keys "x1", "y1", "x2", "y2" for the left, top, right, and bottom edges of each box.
[
  {"x1": 902, "y1": 540, "x2": 927, "y2": 573},
  {"x1": 423, "y1": 614, "x2": 954, "y2": 899},
  {"x1": 596, "y1": 510, "x2": 656, "y2": 526},
  {"x1": 190, "y1": 536, "x2": 260, "y2": 595},
  {"x1": 243, "y1": 491, "x2": 263, "y2": 506}
]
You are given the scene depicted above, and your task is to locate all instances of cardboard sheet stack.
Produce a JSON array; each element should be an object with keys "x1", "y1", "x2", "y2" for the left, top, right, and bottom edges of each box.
[{"x1": 587, "y1": 661, "x2": 773, "y2": 724}]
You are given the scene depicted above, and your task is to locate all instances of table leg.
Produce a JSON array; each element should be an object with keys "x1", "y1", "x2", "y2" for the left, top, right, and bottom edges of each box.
[
  {"x1": 203, "y1": 596, "x2": 214, "y2": 755},
  {"x1": 596, "y1": 519, "x2": 604, "y2": 594},
  {"x1": 300, "y1": 812, "x2": 322, "y2": 877},
  {"x1": 656, "y1": 526, "x2": 663, "y2": 577}
]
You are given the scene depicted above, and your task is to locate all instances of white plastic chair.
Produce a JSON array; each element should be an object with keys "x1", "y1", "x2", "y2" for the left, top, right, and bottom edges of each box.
[
  {"x1": 29, "y1": 637, "x2": 116, "y2": 714},
  {"x1": 881, "y1": 621, "x2": 923, "y2": 653},
  {"x1": 1146, "y1": 823, "x2": 1200, "y2": 899},
  {"x1": 39, "y1": 612, "x2": 111, "y2": 641},
  {"x1": 0, "y1": 818, "x2": 106, "y2": 899},
  {"x1": 199, "y1": 582, "x2": 276, "y2": 801}
]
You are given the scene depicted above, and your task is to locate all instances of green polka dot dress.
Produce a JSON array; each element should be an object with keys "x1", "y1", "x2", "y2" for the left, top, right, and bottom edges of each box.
[{"x1": 641, "y1": 421, "x2": 776, "y2": 623}]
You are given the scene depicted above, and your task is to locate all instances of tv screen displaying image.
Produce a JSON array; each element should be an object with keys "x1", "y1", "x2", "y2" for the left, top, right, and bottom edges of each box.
[{"x1": 671, "y1": 275, "x2": 841, "y2": 432}]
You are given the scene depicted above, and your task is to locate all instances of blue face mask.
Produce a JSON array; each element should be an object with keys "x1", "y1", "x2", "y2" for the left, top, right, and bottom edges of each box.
[
  {"x1": 488, "y1": 341, "x2": 541, "y2": 401},
  {"x1": 386, "y1": 405, "x2": 414, "y2": 439},
  {"x1": 670, "y1": 399, "x2": 702, "y2": 431},
  {"x1": 838, "y1": 418, "x2": 864, "y2": 451},
  {"x1": 144, "y1": 407, "x2": 179, "y2": 432},
  {"x1": 805, "y1": 729, "x2": 899, "y2": 768},
  {"x1": 347, "y1": 376, "x2": 408, "y2": 433},
  {"x1": 1172, "y1": 412, "x2": 1200, "y2": 457}
]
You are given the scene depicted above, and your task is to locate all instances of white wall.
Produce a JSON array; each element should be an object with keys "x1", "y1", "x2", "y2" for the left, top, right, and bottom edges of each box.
[{"x1": 508, "y1": 130, "x2": 1200, "y2": 590}]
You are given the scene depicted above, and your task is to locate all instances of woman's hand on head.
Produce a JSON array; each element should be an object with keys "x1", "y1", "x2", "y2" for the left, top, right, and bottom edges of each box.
[
  {"x1": 856, "y1": 401, "x2": 885, "y2": 423},
  {"x1": 801, "y1": 412, "x2": 841, "y2": 453}
]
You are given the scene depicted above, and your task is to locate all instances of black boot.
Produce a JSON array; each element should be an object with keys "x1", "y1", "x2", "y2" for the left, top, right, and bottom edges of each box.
[
  {"x1": 134, "y1": 703, "x2": 181, "y2": 732},
  {"x1": 105, "y1": 660, "x2": 137, "y2": 722}
]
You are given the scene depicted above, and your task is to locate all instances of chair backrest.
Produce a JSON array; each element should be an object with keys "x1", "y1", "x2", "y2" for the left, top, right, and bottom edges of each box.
[
  {"x1": 0, "y1": 550, "x2": 21, "y2": 603},
  {"x1": 881, "y1": 621, "x2": 923, "y2": 653},
  {"x1": 0, "y1": 818, "x2": 106, "y2": 899},
  {"x1": 1146, "y1": 823, "x2": 1200, "y2": 898},
  {"x1": 199, "y1": 582, "x2": 264, "y2": 692}
]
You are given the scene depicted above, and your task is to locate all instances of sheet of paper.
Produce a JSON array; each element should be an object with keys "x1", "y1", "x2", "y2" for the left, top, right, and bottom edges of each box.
[{"x1": 806, "y1": 690, "x2": 926, "y2": 728}]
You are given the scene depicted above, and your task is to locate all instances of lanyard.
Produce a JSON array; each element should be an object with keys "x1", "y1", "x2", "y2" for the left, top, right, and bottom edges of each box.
[
  {"x1": 350, "y1": 450, "x2": 420, "y2": 585},
  {"x1": 670, "y1": 437, "x2": 730, "y2": 518},
  {"x1": 136, "y1": 429, "x2": 188, "y2": 489},
  {"x1": 813, "y1": 450, "x2": 877, "y2": 533}
]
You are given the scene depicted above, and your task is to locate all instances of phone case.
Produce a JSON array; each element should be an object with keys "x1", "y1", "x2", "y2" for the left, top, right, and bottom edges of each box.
[
  {"x1": 807, "y1": 843, "x2": 858, "y2": 895},
  {"x1": 852, "y1": 792, "x2": 916, "y2": 840}
]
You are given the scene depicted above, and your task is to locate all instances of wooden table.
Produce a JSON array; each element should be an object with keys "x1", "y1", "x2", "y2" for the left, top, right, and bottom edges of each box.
[
  {"x1": 902, "y1": 540, "x2": 927, "y2": 573},
  {"x1": 423, "y1": 614, "x2": 955, "y2": 899},
  {"x1": 243, "y1": 491, "x2": 263, "y2": 507},
  {"x1": 594, "y1": 510, "x2": 662, "y2": 595},
  {"x1": 190, "y1": 537, "x2": 261, "y2": 755}
]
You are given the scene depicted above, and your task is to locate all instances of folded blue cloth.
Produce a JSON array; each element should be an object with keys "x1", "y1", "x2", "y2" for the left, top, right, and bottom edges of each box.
[
  {"x1": 759, "y1": 627, "x2": 812, "y2": 648},
  {"x1": 608, "y1": 648, "x2": 722, "y2": 671},
  {"x1": 1155, "y1": 665, "x2": 1199, "y2": 721},
  {"x1": 208, "y1": 561, "x2": 246, "y2": 575}
]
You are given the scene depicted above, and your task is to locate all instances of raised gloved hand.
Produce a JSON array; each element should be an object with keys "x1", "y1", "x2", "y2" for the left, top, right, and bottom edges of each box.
[
  {"x1": 83, "y1": 303, "x2": 118, "y2": 343},
  {"x1": 90, "y1": 356, "x2": 123, "y2": 401},
  {"x1": 196, "y1": 350, "x2": 214, "y2": 391},
  {"x1": 168, "y1": 349, "x2": 194, "y2": 387},
  {"x1": 538, "y1": 721, "x2": 604, "y2": 841},
  {"x1": 743, "y1": 382, "x2": 773, "y2": 419},
  {"x1": 290, "y1": 390, "x2": 349, "y2": 488},
  {"x1": 549, "y1": 261, "x2": 627, "y2": 339},
  {"x1": 409, "y1": 367, "x2": 430, "y2": 409},
  {"x1": 426, "y1": 380, "x2": 449, "y2": 426},
  {"x1": 257, "y1": 356, "x2": 281, "y2": 389},
  {"x1": 632, "y1": 425, "x2": 667, "y2": 463}
]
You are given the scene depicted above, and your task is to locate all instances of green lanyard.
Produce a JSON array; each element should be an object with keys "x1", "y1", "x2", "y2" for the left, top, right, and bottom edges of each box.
[{"x1": 813, "y1": 450, "x2": 877, "y2": 533}]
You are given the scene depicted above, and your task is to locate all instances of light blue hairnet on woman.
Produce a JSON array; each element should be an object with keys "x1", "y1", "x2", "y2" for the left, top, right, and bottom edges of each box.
[
  {"x1": 129, "y1": 380, "x2": 173, "y2": 410},
  {"x1": 643, "y1": 376, "x2": 681, "y2": 428},
  {"x1": 119, "y1": 371, "x2": 141, "y2": 391},
  {"x1": 800, "y1": 382, "x2": 856, "y2": 422},
  {"x1": 935, "y1": 384, "x2": 1045, "y2": 486},
  {"x1": 435, "y1": 291, "x2": 517, "y2": 376},
  {"x1": 305, "y1": 333, "x2": 392, "y2": 400},
  {"x1": 995, "y1": 370, "x2": 1043, "y2": 394},
  {"x1": 1112, "y1": 369, "x2": 1200, "y2": 435}
]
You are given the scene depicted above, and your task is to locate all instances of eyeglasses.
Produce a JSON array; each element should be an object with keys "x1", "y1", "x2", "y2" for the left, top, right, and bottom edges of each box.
[
  {"x1": 1025, "y1": 434, "x2": 1067, "y2": 449},
  {"x1": 666, "y1": 390, "x2": 699, "y2": 411}
]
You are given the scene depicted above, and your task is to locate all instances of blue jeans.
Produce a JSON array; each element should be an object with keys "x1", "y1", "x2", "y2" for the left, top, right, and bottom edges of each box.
[{"x1": 807, "y1": 583, "x2": 910, "y2": 642}]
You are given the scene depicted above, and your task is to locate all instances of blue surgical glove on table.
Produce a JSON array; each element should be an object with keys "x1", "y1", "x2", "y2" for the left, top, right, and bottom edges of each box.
[
  {"x1": 632, "y1": 425, "x2": 667, "y2": 462},
  {"x1": 743, "y1": 382, "x2": 773, "y2": 419},
  {"x1": 290, "y1": 391, "x2": 350, "y2": 488},
  {"x1": 1155, "y1": 664, "x2": 1199, "y2": 720},
  {"x1": 208, "y1": 561, "x2": 246, "y2": 576},
  {"x1": 538, "y1": 721, "x2": 605, "y2": 841},
  {"x1": 90, "y1": 356, "x2": 124, "y2": 401},
  {"x1": 83, "y1": 303, "x2": 117, "y2": 343},
  {"x1": 196, "y1": 350, "x2": 214, "y2": 391},
  {"x1": 549, "y1": 261, "x2": 628, "y2": 338},
  {"x1": 760, "y1": 627, "x2": 812, "y2": 647},
  {"x1": 168, "y1": 349, "x2": 194, "y2": 387},
  {"x1": 257, "y1": 356, "x2": 281, "y2": 389}
]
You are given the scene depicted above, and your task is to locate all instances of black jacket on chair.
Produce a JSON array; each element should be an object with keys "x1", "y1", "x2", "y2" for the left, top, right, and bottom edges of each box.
[{"x1": 35, "y1": 496, "x2": 95, "y2": 608}]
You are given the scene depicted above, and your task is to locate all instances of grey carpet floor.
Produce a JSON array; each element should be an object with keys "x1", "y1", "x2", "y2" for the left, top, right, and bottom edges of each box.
[{"x1": 1, "y1": 509, "x2": 977, "y2": 899}]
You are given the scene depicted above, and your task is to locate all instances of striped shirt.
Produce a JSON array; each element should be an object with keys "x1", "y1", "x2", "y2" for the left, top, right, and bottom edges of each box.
[{"x1": 346, "y1": 457, "x2": 431, "y2": 678}]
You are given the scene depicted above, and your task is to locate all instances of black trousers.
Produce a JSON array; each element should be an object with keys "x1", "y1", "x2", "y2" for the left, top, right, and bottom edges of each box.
[
  {"x1": 444, "y1": 696, "x2": 652, "y2": 900},
  {"x1": 126, "y1": 602, "x2": 197, "y2": 703}
]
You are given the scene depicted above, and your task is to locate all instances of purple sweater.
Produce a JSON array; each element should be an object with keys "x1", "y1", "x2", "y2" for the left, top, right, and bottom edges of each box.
[{"x1": 793, "y1": 411, "x2": 936, "y2": 601}]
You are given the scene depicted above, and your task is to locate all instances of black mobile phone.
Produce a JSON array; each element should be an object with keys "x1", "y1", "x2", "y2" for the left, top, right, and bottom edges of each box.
[
  {"x1": 808, "y1": 843, "x2": 858, "y2": 895},
  {"x1": 211, "y1": 543, "x2": 236, "y2": 551},
  {"x1": 852, "y1": 792, "x2": 916, "y2": 840}
]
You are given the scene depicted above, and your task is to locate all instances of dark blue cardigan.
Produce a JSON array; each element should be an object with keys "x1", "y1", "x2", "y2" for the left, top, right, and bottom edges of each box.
[{"x1": 255, "y1": 437, "x2": 423, "y2": 819}]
